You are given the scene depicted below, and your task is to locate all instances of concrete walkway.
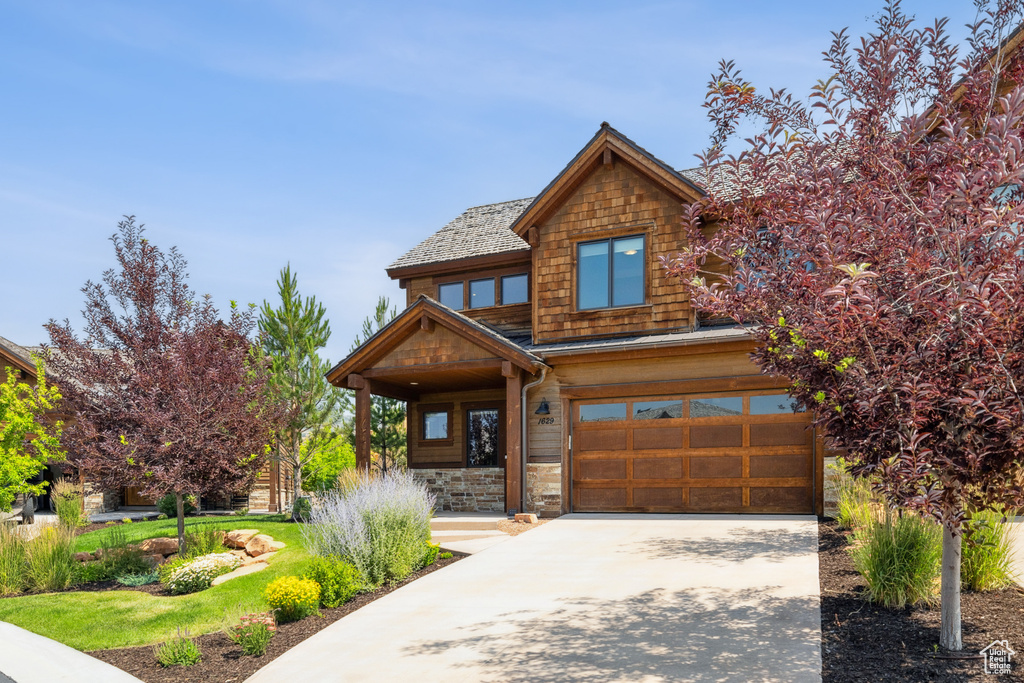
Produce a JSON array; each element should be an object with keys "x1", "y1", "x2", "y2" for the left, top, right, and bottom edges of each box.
[
  {"x1": 247, "y1": 514, "x2": 821, "y2": 683},
  {"x1": 1009, "y1": 520, "x2": 1024, "y2": 588},
  {"x1": 0, "y1": 622, "x2": 142, "y2": 683}
]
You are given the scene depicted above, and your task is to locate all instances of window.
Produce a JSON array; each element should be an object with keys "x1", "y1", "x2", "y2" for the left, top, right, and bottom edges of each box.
[
  {"x1": 438, "y1": 282, "x2": 464, "y2": 310},
  {"x1": 466, "y1": 408, "x2": 501, "y2": 467},
  {"x1": 578, "y1": 235, "x2": 645, "y2": 310},
  {"x1": 689, "y1": 397, "x2": 743, "y2": 417},
  {"x1": 749, "y1": 394, "x2": 799, "y2": 415},
  {"x1": 633, "y1": 400, "x2": 683, "y2": 420},
  {"x1": 469, "y1": 278, "x2": 495, "y2": 309},
  {"x1": 418, "y1": 403, "x2": 453, "y2": 446},
  {"x1": 579, "y1": 403, "x2": 627, "y2": 422},
  {"x1": 501, "y1": 274, "x2": 528, "y2": 304}
]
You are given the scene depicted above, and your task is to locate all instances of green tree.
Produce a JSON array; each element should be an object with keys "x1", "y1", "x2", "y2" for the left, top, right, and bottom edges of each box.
[
  {"x1": 259, "y1": 265, "x2": 343, "y2": 503},
  {"x1": 300, "y1": 429, "x2": 355, "y2": 492},
  {"x1": 346, "y1": 297, "x2": 407, "y2": 473},
  {"x1": 0, "y1": 359, "x2": 63, "y2": 512}
]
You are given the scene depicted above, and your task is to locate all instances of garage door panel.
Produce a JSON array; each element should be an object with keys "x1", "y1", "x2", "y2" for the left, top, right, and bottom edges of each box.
[
  {"x1": 749, "y1": 486, "x2": 812, "y2": 510},
  {"x1": 632, "y1": 457, "x2": 683, "y2": 479},
  {"x1": 578, "y1": 458, "x2": 627, "y2": 481},
  {"x1": 749, "y1": 454, "x2": 811, "y2": 479},
  {"x1": 690, "y1": 455, "x2": 742, "y2": 479},
  {"x1": 632, "y1": 427, "x2": 683, "y2": 450},
  {"x1": 577, "y1": 429, "x2": 627, "y2": 452},
  {"x1": 579, "y1": 487, "x2": 628, "y2": 509},
  {"x1": 633, "y1": 487, "x2": 684, "y2": 507},
  {"x1": 689, "y1": 487, "x2": 743, "y2": 509},
  {"x1": 749, "y1": 423, "x2": 809, "y2": 447},
  {"x1": 689, "y1": 425, "x2": 743, "y2": 448}
]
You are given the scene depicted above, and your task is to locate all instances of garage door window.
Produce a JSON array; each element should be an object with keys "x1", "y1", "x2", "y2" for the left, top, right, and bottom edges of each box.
[
  {"x1": 749, "y1": 394, "x2": 799, "y2": 414},
  {"x1": 579, "y1": 403, "x2": 627, "y2": 422},
  {"x1": 690, "y1": 396, "x2": 743, "y2": 417},
  {"x1": 633, "y1": 400, "x2": 683, "y2": 420}
]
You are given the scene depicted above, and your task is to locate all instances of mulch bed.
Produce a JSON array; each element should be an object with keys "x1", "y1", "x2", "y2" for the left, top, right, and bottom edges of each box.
[
  {"x1": 820, "y1": 519, "x2": 1024, "y2": 682},
  {"x1": 88, "y1": 553, "x2": 464, "y2": 683}
]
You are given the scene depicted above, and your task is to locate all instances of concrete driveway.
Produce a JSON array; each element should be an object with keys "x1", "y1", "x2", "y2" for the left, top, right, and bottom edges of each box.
[{"x1": 247, "y1": 514, "x2": 821, "y2": 683}]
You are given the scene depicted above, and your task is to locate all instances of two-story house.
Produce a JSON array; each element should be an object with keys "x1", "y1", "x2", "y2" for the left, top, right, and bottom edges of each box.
[{"x1": 328, "y1": 124, "x2": 824, "y2": 518}]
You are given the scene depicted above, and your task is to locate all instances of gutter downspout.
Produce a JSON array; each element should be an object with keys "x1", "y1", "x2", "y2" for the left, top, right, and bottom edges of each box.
[{"x1": 520, "y1": 366, "x2": 548, "y2": 514}]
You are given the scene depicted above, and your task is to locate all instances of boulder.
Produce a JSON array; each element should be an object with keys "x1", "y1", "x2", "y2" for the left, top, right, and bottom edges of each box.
[
  {"x1": 269, "y1": 541, "x2": 286, "y2": 551},
  {"x1": 224, "y1": 529, "x2": 260, "y2": 549},
  {"x1": 228, "y1": 549, "x2": 248, "y2": 559},
  {"x1": 211, "y1": 562, "x2": 267, "y2": 586},
  {"x1": 144, "y1": 554, "x2": 165, "y2": 567},
  {"x1": 74, "y1": 552, "x2": 93, "y2": 563},
  {"x1": 140, "y1": 537, "x2": 179, "y2": 555},
  {"x1": 244, "y1": 534, "x2": 274, "y2": 557},
  {"x1": 514, "y1": 513, "x2": 538, "y2": 524}
]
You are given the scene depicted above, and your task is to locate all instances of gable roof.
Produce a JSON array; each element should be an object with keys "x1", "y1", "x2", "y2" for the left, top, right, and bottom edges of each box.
[
  {"x1": 508, "y1": 123, "x2": 705, "y2": 237},
  {"x1": 387, "y1": 198, "x2": 534, "y2": 275},
  {"x1": 0, "y1": 335, "x2": 37, "y2": 377},
  {"x1": 326, "y1": 296, "x2": 547, "y2": 388}
]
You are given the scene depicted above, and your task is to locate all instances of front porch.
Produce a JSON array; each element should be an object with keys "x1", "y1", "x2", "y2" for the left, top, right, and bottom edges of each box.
[{"x1": 328, "y1": 297, "x2": 549, "y2": 514}]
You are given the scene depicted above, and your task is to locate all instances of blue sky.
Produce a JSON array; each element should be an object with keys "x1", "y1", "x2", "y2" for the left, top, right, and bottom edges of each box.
[{"x1": 1, "y1": 0, "x2": 971, "y2": 365}]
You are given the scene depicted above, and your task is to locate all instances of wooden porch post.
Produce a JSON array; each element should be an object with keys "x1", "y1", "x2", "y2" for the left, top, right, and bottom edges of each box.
[
  {"x1": 350, "y1": 374, "x2": 372, "y2": 471},
  {"x1": 503, "y1": 362, "x2": 523, "y2": 514}
]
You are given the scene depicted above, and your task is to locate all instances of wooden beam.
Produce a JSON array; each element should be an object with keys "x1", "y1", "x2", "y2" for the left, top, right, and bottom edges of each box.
[
  {"x1": 527, "y1": 226, "x2": 539, "y2": 247},
  {"x1": 505, "y1": 367, "x2": 523, "y2": 513},
  {"x1": 347, "y1": 373, "x2": 366, "y2": 390},
  {"x1": 398, "y1": 278, "x2": 410, "y2": 290},
  {"x1": 355, "y1": 380, "x2": 372, "y2": 471},
  {"x1": 366, "y1": 381, "x2": 419, "y2": 403},
  {"x1": 501, "y1": 360, "x2": 516, "y2": 378},
  {"x1": 363, "y1": 358, "x2": 504, "y2": 378},
  {"x1": 420, "y1": 317, "x2": 435, "y2": 332},
  {"x1": 603, "y1": 148, "x2": 613, "y2": 166}
]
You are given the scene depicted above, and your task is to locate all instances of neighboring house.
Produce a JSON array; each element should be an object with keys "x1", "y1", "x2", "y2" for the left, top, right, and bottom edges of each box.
[
  {"x1": 0, "y1": 334, "x2": 293, "y2": 515},
  {"x1": 329, "y1": 124, "x2": 825, "y2": 517}
]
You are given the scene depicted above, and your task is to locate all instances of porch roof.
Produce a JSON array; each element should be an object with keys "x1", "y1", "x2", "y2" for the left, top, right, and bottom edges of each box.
[{"x1": 326, "y1": 297, "x2": 548, "y2": 399}]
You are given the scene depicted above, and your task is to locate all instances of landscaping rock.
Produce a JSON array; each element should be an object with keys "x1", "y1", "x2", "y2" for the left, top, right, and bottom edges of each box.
[
  {"x1": 244, "y1": 534, "x2": 274, "y2": 557},
  {"x1": 143, "y1": 554, "x2": 164, "y2": 567},
  {"x1": 240, "y1": 554, "x2": 267, "y2": 567},
  {"x1": 514, "y1": 513, "x2": 538, "y2": 524},
  {"x1": 224, "y1": 529, "x2": 260, "y2": 549},
  {"x1": 228, "y1": 549, "x2": 248, "y2": 559},
  {"x1": 211, "y1": 562, "x2": 267, "y2": 586},
  {"x1": 74, "y1": 552, "x2": 93, "y2": 563},
  {"x1": 252, "y1": 551, "x2": 276, "y2": 563},
  {"x1": 269, "y1": 540, "x2": 286, "y2": 551},
  {"x1": 140, "y1": 537, "x2": 179, "y2": 555}
]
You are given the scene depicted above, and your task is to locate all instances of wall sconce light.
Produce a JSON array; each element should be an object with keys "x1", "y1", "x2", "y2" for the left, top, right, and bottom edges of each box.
[{"x1": 535, "y1": 399, "x2": 550, "y2": 415}]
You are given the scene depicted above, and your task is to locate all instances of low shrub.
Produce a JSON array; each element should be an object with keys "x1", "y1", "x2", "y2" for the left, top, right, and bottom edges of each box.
[
  {"x1": 154, "y1": 628, "x2": 202, "y2": 667},
  {"x1": 0, "y1": 524, "x2": 26, "y2": 595},
  {"x1": 234, "y1": 507, "x2": 249, "y2": 517},
  {"x1": 183, "y1": 526, "x2": 225, "y2": 559},
  {"x1": 156, "y1": 513, "x2": 168, "y2": 520},
  {"x1": 228, "y1": 612, "x2": 276, "y2": 656},
  {"x1": 421, "y1": 541, "x2": 440, "y2": 568},
  {"x1": 163, "y1": 553, "x2": 241, "y2": 594},
  {"x1": 51, "y1": 478, "x2": 86, "y2": 529},
  {"x1": 264, "y1": 576, "x2": 320, "y2": 622},
  {"x1": 99, "y1": 525, "x2": 151, "y2": 578},
  {"x1": 439, "y1": 551, "x2": 453, "y2": 560},
  {"x1": 302, "y1": 556, "x2": 362, "y2": 608},
  {"x1": 156, "y1": 494, "x2": 197, "y2": 518},
  {"x1": 76, "y1": 561, "x2": 113, "y2": 585},
  {"x1": 117, "y1": 570, "x2": 160, "y2": 586},
  {"x1": 24, "y1": 526, "x2": 77, "y2": 593},
  {"x1": 302, "y1": 471, "x2": 435, "y2": 587},
  {"x1": 962, "y1": 510, "x2": 1017, "y2": 591},
  {"x1": 850, "y1": 509, "x2": 941, "y2": 608}
]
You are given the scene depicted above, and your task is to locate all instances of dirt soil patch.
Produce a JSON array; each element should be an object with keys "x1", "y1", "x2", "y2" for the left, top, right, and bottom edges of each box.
[
  {"x1": 89, "y1": 553, "x2": 464, "y2": 682},
  {"x1": 496, "y1": 519, "x2": 550, "y2": 536},
  {"x1": 820, "y1": 519, "x2": 1024, "y2": 682}
]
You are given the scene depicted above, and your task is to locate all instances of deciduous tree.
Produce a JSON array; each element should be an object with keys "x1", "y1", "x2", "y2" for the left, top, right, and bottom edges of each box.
[
  {"x1": 45, "y1": 218, "x2": 284, "y2": 552},
  {"x1": 0, "y1": 359, "x2": 63, "y2": 512},
  {"x1": 664, "y1": 0, "x2": 1024, "y2": 651}
]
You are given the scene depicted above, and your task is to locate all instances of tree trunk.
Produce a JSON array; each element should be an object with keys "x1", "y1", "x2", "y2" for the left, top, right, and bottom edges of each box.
[
  {"x1": 292, "y1": 467, "x2": 302, "y2": 508},
  {"x1": 176, "y1": 493, "x2": 186, "y2": 557},
  {"x1": 940, "y1": 523, "x2": 962, "y2": 651}
]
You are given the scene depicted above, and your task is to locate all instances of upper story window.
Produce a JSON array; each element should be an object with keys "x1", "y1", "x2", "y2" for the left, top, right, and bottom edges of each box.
[
  {"x1": 438, "y1": 273, "x2": 529, "y2": 310},
  {"x1": 438, "y1": 282, "x2": 464, "y2": 310},
  {"x1": 577, "y1": 235, "x2": 645, "y2": 310}
]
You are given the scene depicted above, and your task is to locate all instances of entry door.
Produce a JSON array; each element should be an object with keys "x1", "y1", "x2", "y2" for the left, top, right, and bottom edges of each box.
[{"x1": 464, "y1": 402, "x2": 506, "y2": 498}]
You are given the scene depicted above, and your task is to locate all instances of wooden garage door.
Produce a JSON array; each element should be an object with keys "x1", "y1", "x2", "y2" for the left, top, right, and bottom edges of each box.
[{"x1": 571, "y1": 390, "x2": 814, "y2": 513}]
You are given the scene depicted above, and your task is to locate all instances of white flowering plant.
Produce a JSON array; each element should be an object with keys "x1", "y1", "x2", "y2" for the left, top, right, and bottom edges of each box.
[{"x1": 164, "y1": 552, "x2": 241, "y2": 594}]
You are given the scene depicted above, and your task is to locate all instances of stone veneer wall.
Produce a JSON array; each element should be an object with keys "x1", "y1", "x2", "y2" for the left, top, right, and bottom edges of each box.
[
  {"x1": 248, "y1": 481, "x2": 271, "y2": 512},
  {"x1": 526, "y1": 463, "x2": 562, "y2": 517},
  {"x1": 412, "y1": 468, "x2": 505, "y2": 512},
  {"x1": 823, "y1": 456, "x2": 839, "y2": 516},
  {"x1": 83, "y1": 482, "x2": 120, "y2": 515}
]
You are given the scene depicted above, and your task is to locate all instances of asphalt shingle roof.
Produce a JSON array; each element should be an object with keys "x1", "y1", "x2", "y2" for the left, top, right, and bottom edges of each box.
[
  {"x1": 387, "y1": 198, "x2": 535, "y2": 272},
  {"x1": 0, "y1": 335, "x2": 36, "y2": 372}
]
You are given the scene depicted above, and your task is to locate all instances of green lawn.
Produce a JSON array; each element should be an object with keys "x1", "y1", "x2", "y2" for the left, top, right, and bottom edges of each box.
[{"x1": 0, "y1": 516, "x2": 313, "y2": 651}]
